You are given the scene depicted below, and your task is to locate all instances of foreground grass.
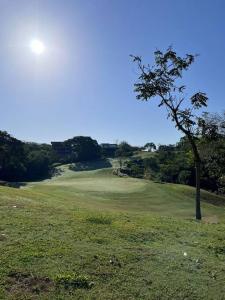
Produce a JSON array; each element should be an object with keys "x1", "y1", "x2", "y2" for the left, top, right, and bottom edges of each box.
[{"x1": 0, "y1": 164, "x2": 225, "y2": 299}]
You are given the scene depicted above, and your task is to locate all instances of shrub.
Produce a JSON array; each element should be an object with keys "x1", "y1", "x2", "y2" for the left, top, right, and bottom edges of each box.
[{"x1": 178, "y1": 170, "x2": 192, "y2": 185}]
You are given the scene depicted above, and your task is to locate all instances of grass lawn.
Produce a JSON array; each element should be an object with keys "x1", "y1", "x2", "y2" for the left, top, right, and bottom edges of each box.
[{"x1": 0, "y1": 162, "x2": 225, "y2": 299}]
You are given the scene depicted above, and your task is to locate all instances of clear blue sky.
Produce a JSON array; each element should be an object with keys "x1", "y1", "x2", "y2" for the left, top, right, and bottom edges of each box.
[{"x1": 0, "y1": 0, "x2": 225, "y2": 146}]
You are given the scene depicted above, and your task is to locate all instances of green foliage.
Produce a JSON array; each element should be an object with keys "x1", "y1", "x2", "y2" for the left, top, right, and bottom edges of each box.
[
  {"x1": 143, "y1": 157, "x2": 159, "y2": 173},
  {"x1": 144, "y1": 142, "x2": 156, "y2": 152},
  {"x1": 157, "y1": 143, "x2": 194, "y2": 185},
  {"x1": 0, "y1": 131, "x2": 27, "y2": 181},
  {"x1": 0, "y1": 132, "x2": 53, "y2": 182},
  {"x1": 25, "y1": 151, "x2": 50, "y2": 180},
  {"x1": 123, "y1": 158, "x2": 146, "y2": 178},
  {"x1": 118, "y1": 139, "x2": 213, "y2": 190},
  {"x1": 132, "y1": 48, "x2": 208, "y2": 133},
  {"x1": 178, "y1": 170, "x2": 192, "y2": 185},
  {"x1": 63, "y1": 136, "x2": 101, "y2": 163},
  {"x1": 0, "y1": 132, "x2": 102, "y2": 182},
  {"x1": 101, "y1": 144, "x2": 118, "y2": 158},
  {"x1": 115, "y1": 141, "x2": 133, "y2": 158},
  {"x1": 198, "y1": 112, "x2": 225, "y2": 193},
  {"x1": 122, "y1": 143, "x2": 194, "y2": 185},
  {"x1": 159, "y1": 164, "x2": 180, "y2": 183}
]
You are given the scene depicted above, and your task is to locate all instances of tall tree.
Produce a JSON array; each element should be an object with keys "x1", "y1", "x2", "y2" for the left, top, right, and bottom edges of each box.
[
  {"x1": 144, "y1": 142, "x2": 156, "y2": 152},
  {"x1": 65, "y1": 136, "x2": 101, "y2": 162},
  {"x1": 132, "y1": 47, "x2": 209, "y2": 220}
]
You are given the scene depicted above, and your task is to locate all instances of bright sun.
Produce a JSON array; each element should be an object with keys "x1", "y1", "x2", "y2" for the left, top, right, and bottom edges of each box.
[{"x1": 30, "y1": 39, "x2": 45, "y2": 55}]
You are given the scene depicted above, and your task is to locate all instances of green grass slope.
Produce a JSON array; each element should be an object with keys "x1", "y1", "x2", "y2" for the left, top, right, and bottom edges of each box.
[{"x1": 0, "y1": 162, "x2": 225, "y2": 299}]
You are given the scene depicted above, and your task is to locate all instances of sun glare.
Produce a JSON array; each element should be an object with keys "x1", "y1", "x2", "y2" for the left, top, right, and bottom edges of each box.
[{"x1": 30, "y1": 39, "x2": 45, "y2": 55}]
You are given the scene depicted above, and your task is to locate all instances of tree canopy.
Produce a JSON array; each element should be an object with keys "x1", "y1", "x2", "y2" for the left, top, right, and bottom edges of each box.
[{"x1": 64, "y1": 136, "x2": 101, "y2": 162}]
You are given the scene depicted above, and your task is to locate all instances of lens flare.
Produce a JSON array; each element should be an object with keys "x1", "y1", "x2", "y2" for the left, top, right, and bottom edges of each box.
[{"x1": 30, "y1": 39, "x2": 45, "y2": 55}]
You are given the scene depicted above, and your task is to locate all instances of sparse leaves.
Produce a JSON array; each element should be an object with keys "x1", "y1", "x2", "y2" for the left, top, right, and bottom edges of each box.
[
  {"x1": 132, "y1": 47, "x2": 208, "y2": 140},
  {"x1": 191, "y1": 92, "x2": 208, "y2": 109}
]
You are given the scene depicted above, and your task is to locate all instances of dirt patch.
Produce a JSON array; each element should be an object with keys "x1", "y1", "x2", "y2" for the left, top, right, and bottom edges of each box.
[
  {"x1": 6, "y1": 271, "x2": 54, "y2": 296},
  {"x1": 203, "y1": 215, "x2": 219, "y2": 224},
  {"x1": 0, "y1": 234, "x2": 7, "y2": 241}
]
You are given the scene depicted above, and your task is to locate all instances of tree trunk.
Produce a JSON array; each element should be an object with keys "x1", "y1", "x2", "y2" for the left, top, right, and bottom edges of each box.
[
  {"x1": 195, "y1": 160, "x2": 201, "y2": 220},
  {"x1": 187, "y1": 136, "x2": 202, "y2": 220}
]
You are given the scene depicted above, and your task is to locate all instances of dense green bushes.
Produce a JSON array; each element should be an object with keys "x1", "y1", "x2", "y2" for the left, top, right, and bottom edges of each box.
[
  {"x1": 0, "y1": 131, "x2": 102, "y2": 182},
  {"x1": 121, "y1": 135, "x2": 225, "y2": 194},
  {"x1": 52, "y1": 136, "x2": 101, "y2": 164},
  {"x1": 0, "y1": 131, "x2": 53, "y2": 181},
  {"x1": 115, "y1": 141, "x2": 134, "y2": 158}
]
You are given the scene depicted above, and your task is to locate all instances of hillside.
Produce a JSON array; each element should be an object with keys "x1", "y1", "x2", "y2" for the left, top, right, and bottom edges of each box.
[{"x1": 0, "y1": 161, "x2": 225, "y2": 299}]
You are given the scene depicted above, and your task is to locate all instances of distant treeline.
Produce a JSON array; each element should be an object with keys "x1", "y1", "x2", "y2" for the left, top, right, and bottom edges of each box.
[
  {"x1": 0, "y1": 133, "x2": 105, "y2": 182},
  {"x1": 1, "y1": 119, "x2": 225, "y2": 195},
  {"x1": 0, "y1": 133, "x2": 135, "y2": 182},
  {"x1": 121, "y1": 136, "x2": 225, "y2": 195}
]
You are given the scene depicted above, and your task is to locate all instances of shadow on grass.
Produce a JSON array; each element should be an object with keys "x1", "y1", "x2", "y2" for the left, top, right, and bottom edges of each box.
[
  {"x1": 0, "y1": 160, "x2": 112, "y2": 188},
  {"x1": 0, "y1": 167, "x2": 64, "y2": 189},
  {"x1": 0, "y1": 181, "x2": 27, "y2": 189},
  {"x1": 69, "y1": 159, "x2": 112, "y2": 172},
  {"x1": 201, "y1": 192, "x2": 225, "y2": 206}
]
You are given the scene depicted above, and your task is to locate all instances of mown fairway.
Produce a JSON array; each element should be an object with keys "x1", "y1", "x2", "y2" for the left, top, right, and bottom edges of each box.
[{"x1": 0, "y1": 161, "x2": 225, "y2": 299}]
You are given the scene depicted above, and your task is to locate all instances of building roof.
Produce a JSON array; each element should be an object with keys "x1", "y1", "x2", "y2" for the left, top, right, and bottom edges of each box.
[{"x1": 100, "y1": 143, "x2": 118, "y2": 148}]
